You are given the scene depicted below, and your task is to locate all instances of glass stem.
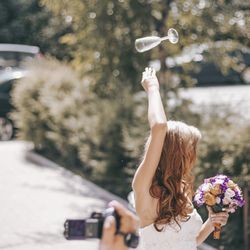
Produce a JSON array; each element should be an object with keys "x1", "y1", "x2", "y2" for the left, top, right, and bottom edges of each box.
[{"x1": 160, "y1": 36, "x2": 169, "y2": 41}]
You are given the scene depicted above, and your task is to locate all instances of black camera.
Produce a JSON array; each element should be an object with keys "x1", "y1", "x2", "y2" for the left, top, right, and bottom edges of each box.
[{"x1": 64, "y1": 207, "x2": 139, "y2": 248}]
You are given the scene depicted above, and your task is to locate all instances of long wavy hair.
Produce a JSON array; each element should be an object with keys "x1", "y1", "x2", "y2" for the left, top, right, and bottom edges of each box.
[{"x1": 149, "y1": 121, "x2": 201, "y2": 231}]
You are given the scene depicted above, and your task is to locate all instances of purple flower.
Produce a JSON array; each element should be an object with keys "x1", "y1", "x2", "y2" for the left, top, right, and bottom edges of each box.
[
  {"x1": 204, "y1": 178, "x2": 210, "y2": 183},
  {"x1": 220, "y1": 183, "x2": 228, "y2": 192},
  {"x1": 210, "y1": 178, "x2": 216, "y2": 184},
  {"x1": 194, "y1": 191, "x2": 205, "y2": 207},
  {"x1": 194, "y1": 175, "x2": 245, "y2": 211}
]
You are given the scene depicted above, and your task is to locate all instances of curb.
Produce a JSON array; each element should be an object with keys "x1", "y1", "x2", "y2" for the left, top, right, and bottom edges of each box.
[{"x1": 25, "y1": 149, "x2": 129, "y2": 208}]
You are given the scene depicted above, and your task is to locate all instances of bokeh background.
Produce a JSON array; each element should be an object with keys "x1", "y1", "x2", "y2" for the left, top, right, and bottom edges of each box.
[{"x1": 0, "y1": 0, "x2": 249, "y2": 249}]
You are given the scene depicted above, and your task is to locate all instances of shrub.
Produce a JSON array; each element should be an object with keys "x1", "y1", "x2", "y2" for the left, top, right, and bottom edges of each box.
[
  {"x1": 11, "y1": 58, "x2": 96, "y2": 170},
  {"x1": 194, "y1": 107, "x2": 250, "y2": 250},
  {"x1": 11, "y1": 58, "x2": 147, "y2": 197}
]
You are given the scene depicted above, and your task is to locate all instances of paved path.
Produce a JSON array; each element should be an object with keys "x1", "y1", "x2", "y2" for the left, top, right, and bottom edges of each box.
[{"x1": 0, "y1": 141, "x2": 126, "y2": 250}]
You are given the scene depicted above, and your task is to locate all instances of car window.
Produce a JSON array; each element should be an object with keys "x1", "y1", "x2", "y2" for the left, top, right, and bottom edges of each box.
[{"x1": 0, "y1": 51, "x2": 36, "y2": 69}]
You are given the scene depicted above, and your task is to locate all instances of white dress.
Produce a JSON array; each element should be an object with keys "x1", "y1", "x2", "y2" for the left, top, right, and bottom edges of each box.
[{"x1": 137, "y1": 209, "x2": 203, "y2": 250}]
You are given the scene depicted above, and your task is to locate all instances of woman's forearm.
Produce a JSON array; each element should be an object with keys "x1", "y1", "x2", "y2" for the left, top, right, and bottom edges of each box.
[
  {"x1": 196, "y1": 219, "x2": 214, "y2": 246},
  {"x1": 147, "y1": 87, "x2": 167, "y2": 129}
]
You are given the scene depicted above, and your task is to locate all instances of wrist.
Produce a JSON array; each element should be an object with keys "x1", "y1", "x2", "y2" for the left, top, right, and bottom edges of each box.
[{"x1": 147, "y1": 85, "x2": 159, "y2": 93}]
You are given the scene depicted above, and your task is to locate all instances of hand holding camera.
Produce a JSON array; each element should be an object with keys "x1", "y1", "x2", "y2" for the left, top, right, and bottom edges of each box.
[
  {"x1": 64, "y1": 200, "x2": 140, "y2": 249},
  {"x1": 99, "y1": 200, "x2": 140, "y2": 250}
]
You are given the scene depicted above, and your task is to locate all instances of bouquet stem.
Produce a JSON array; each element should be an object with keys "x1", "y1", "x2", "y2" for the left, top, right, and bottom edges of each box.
[{"x1": 213, "y1": 223, "x2": 221, "y2": 239}]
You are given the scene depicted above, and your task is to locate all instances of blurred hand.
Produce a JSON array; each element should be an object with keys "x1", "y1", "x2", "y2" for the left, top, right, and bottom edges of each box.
[
  {"x1": 141, "y1": 67, "x2": 159, "y2": 92},
  {"x1": 99, "y1": 200, "x2": 139, "y2": 250},
  {"x1": 207, "y1": 206, "x2": 229, "y2": 227}
]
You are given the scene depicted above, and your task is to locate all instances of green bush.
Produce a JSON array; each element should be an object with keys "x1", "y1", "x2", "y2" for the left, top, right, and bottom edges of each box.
[
  {"x1": 11, "y1": 58, "x2": 147, "y2": 197},
  {"x1": 194, "y1": 107, "x2": 250, "y2": 250},
  {"x1": 11, "y1": 58, "x2": 94, "y2": 169}
]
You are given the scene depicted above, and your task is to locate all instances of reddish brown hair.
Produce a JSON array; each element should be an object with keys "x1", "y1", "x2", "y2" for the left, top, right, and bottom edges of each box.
[{"x1": 149, "y1": 121, "x2": 201, "y2": 231}]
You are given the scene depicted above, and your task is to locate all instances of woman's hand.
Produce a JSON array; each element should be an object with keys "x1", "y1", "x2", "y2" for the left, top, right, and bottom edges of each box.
[
  {"x1": 141, "y1": 67, "x2": 159, "y2": 92},
  {"x1": 207, "y1": 206, "x2": 229, "y2": 228},
  {"x1": 196, "y1": 206, "x2": 230, "y2": 245}
]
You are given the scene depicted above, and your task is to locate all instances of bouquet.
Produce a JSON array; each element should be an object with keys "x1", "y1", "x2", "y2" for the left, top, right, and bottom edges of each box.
[{"x1": 194, "y1": 175, "x2": 245, "y2": 239}]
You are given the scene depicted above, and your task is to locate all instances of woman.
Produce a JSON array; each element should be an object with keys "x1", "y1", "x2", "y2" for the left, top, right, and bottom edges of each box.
[{"x1": 132, "y1": 67, "x2": 229, "y2": 250}]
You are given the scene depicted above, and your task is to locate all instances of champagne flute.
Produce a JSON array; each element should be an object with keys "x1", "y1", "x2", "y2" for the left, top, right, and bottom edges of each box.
[{"x1": 135, "y1": 28, "x2": 179, "y2": 53}]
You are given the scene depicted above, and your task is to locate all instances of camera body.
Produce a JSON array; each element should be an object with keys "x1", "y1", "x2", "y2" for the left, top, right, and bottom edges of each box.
[
  {"x1": 64, "y1": 207, "x2": 139, "y2": 248},
  {"x1": 64, "y1": 207, "x2": 119, "y2": 240}
]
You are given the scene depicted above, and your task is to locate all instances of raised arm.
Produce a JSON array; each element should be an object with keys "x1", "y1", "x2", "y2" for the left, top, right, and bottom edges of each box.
[{"x1": 132, "y1": 67, "x2": 167, "y2": 193}]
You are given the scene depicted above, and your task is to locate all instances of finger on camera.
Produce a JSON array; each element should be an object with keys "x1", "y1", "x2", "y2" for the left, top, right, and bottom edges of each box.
[
  {"x1": 119, "y1": 216, "x2": 136, "y2": 233},
  {"x1": 109, "y1": 200, "x2": 129, "y2": 217},
  {"x1": 109, "y1": 201, "x2": 137, "y2": 232},
  {"x1": 100, "y1": 216, "x2": 116, "y2": 247}
]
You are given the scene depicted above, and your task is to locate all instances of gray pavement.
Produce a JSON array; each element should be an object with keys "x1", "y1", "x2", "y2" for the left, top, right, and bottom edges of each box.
[{"x1": 0, "y1": 141, "x2": 126, "y2": 250}]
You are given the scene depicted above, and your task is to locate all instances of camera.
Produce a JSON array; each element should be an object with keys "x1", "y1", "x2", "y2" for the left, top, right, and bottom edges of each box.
[{"x1": 64, "y1": 207, "x2": 139, "y2": 248}]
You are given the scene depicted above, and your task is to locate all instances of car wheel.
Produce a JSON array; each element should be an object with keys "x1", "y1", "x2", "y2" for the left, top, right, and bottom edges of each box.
[
  {"x1": 241, "y1": 67, "x2": 250, "y2": 84},
  {"x1": 0, "y1": 117, "x2": 14, "y2": 141}
]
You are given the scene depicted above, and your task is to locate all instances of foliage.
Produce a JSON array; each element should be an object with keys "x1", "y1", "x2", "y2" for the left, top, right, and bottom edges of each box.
[
  {"x1": 197, "y1": 108, "x2": 250, "y2": 185},
  {"x1": 0, "y1": 0, "x2": 73, "y2": 60},
  {"x1": 11, "y1": 58, "x2": 148, "y2": 197},
  {"x1": 194, "y1": 107, "x2": 250, "y2": 250},
  {"x1": 11, "y1": 58, "x2": 91, "y2": 167},
  {"x1": 41, "y1": 0, "x2": 250, "y2": 93}
]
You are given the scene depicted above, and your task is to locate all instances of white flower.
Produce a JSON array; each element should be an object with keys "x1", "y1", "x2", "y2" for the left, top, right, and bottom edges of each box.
[
  {"x1": 223, "y1": 197, "x2": 232, "y2": 205},
  {"x1": 228, "y1": 208, "x2": 235, "y2": 213},
  {"x1": 234, "y1": 186, "x2": 241, "y2": 194},
  {"x1": 214, "y1": 179, "x2": 224, "y2": 185},
  {"x1": 217, "y1": 175, "x2": 227, "y2": 179},
  {"x1": 225, "y1": 188, "x2": 235, "y2": 198},
  {"x1": 201, "y1": 183, "x2": 212, "y2": 192},
  {"x1": 194, "y1": 193, "x2": 200, "y2": 200},
  {"x1": 194, "y1": 192, "x2": 204, "y2": 205},
  {"x1": 216, "y1": 197, "x2": 221, "y2": 204}
]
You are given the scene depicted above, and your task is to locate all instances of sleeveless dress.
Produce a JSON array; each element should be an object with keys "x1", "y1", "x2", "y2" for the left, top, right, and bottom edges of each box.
[{"x1": 137, "y1": 209, "x2": 203, "y2": 250}]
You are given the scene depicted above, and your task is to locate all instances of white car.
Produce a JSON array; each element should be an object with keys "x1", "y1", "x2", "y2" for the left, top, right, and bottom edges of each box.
[{"x1": 0, "y1": 44, "x2": 40, "y2": 140}]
